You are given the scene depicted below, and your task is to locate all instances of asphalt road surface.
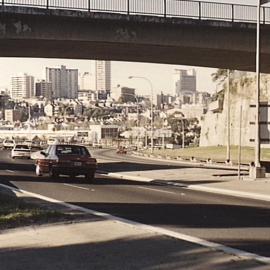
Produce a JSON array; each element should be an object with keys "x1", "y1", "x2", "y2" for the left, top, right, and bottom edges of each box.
[{"x1": 0, "y1": 148, "x2": 270, "y2": 258}]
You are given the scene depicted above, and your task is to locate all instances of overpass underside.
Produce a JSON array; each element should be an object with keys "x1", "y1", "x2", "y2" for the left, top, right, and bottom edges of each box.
[{"x1": 0, "y1": 6, "x2": 270, "y2": 72}]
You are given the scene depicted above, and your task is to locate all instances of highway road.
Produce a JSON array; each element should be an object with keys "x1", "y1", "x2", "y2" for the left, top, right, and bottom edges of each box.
[{"x1": 0, "y1": 148, "x2": 270, "y2": 259}]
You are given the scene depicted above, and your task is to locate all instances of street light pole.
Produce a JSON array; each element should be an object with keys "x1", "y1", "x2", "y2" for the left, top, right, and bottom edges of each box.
[
  {"x1": 128, "y1": 76, "x2": 154, "y2": 153},
  {"x1": 255, "y1": 0, "x2": 261, "y2": 168},
  {"x1": 124, "y1": 92, "x2": 140, "y2": 149},
  {"x1": 252, "y1": 0, "x2": 269, "y2": 178},
  {"x1": 227, "y1": 69, "x2": 231, "y2": 162}
]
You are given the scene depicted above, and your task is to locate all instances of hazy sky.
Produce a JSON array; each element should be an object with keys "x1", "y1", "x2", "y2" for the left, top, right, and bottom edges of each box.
[{"x1": 0, "y1": 0, "x2": 266, "y2": 96}]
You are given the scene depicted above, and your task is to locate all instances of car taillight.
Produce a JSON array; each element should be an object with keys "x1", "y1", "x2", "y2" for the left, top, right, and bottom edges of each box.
[{"x1": 86, "y1": 158, "x2": 97, "y2": 164}]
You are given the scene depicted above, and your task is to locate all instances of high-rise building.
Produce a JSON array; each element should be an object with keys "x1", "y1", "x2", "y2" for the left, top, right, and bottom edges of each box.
[
  {"x1": 157, "y1": 92, "x2": 175, "y2": 109},
  {"x1": 46, "y1": 65, "x2": 78, "y2": 99},
  {"x1": 111, "y1": 86, "x2": 136, "y2": 103},
  {"x1": 174, "y1": 69, "x2": 196, "y2": 104},
  {"x1": 95, "y1": 60, "x2": 111, "y2": 94},
  {"x1": 174, "y1": 69, "x2": 196, "y2": 95},
  {"x1": 11, "y1": 74, "x2": 34, "y2": 100},
  {"x1": 35, "y1": 80, "x2": 52, "y2": 100}
]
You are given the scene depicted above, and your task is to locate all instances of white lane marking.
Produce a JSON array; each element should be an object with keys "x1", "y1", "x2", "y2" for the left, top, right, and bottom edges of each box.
[
  {"x1": 63, "y1": 184, "x2": 89, "y2": 191},
  {"x1": 137, "y1": 186, "x2": 176, "y2": 195},
  {"x1": 100, "y1": 172, "x2": 270, "y2": 202},
  {"x1": 0, "y1": 183, "x2": 269, "y2": 265},
  {"x1": 5, "y1": 170, "x2": 15, "y2": 173}
]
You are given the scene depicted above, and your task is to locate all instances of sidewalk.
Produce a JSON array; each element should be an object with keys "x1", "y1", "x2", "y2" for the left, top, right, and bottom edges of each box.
[{"x1": 98, "y1": 156, "x2": 270, "y2": 202}]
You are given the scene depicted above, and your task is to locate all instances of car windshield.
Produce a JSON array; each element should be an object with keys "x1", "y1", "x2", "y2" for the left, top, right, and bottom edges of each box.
[
  {"x1": 5, "y1": 140, "x2": 14, "y2": 143},
  {"x1": 56, "y1": 145, "x2": 90, "y2": 156}
]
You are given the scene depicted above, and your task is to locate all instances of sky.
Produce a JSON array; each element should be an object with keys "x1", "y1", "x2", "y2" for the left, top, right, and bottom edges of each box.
[{"x1": 0, "y1": 0, "x2": 267, "y2": 96}]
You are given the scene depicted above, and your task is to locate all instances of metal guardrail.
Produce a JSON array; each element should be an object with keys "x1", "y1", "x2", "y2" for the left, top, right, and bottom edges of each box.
[{"x1": 1, "y1": 0, "x2": 270, "y2": 24}]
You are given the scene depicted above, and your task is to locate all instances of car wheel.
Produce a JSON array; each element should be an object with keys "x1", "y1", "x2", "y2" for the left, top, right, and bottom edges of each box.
[
  {"x1": 36, "y1": 165, "x2": 43, "y2": 176},
  {"x1": 49, "y1": 168, "x2": 58, "y2": 178},
  {"x1": 85, "y1": 171, "x2": 95, "y2": 182}
]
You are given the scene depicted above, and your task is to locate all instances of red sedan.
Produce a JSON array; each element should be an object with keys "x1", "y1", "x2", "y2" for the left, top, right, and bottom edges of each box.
[{"x1": 35, "y1": 144, "x2": 97, "y2": 181}]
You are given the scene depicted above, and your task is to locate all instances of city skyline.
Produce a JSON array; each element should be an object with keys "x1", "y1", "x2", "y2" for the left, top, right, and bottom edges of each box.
[{"x1": 0, "y1": 58, "x2": 217, "y2": 96}]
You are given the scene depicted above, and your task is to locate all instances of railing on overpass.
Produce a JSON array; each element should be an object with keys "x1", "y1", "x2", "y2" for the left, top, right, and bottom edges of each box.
[{"x1": 1, "y1": 0, "x2": 270, "y2": 24}]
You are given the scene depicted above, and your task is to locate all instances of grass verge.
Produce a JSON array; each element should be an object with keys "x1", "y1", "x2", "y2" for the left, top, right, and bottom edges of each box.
[
  {"x1": 0, "y1": 191, "x2": 79, "y2": 231},
  {"x1": 143, "y1": 146, "x2": 270, "y2": 164}
]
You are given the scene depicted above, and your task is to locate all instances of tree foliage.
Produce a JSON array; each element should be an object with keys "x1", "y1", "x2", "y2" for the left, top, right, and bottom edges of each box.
[{"x1": 211, "y1": 69, "x2": 228, "y2": 83}]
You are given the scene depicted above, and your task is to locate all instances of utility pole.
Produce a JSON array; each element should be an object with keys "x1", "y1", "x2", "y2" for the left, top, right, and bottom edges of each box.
[
  {"x1": 238, "y1": 105, "x2": 242, "y2": 180},
  {"x1": 129, "y1": 76, "x2": 154, "y2": 153},
  {"x1": 181, "y1": 119, "x2": 185, "y2": 148}
]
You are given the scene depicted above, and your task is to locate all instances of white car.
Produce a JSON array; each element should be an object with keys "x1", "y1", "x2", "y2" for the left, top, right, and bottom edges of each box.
[
  {"x1": 11, "y1": 144, "x2": 31, "y2": 159},
  {"x1": 3, "y1": 139, "x2": 15, "y2": 149},
  {"x1": 47, "y1": 138, "x2": 58, "y2": 145}
]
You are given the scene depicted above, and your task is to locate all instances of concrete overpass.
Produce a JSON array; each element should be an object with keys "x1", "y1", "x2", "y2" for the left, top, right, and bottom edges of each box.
[{"x1": 1, "y1": 3, "x2": 270, "y2": 72}]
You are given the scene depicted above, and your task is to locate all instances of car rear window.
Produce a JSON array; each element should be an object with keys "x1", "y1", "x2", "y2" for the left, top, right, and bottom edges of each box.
[
  {"x1": 56, "y1": 145, "x2": 90, "y2": 156},
  {"x1": 15, "y1": 145, "x2": 30, "y2": 150}
]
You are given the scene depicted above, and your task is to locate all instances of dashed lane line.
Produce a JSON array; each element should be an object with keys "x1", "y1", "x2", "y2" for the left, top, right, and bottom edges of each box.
[
  {"x1": 137, "y1": 186, "x2": 176, "y2": 195},
  {"x1": 63, "y1": 184, "x2": 90, "y2": 191},
  {"x1": 5, "y1": 170, "x2": 15, "y2": 173}
]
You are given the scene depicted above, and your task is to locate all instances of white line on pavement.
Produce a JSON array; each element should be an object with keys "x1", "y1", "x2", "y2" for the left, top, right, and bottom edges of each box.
[
  {"x1": 63, "y1": 184, "x2": 90, "y2": 191},
  {"x1": 99, "y1": 172, "x2": 270, "y2": 202},
  {"x1": 5, "y1": 170, "x2": 15, "y2": 173},
  {"x1": 137, "y1": 186, "x2": 176, "y2": 195},
  {"x1": 0, "y1": 183, "x2": 269, "y2": 265}
]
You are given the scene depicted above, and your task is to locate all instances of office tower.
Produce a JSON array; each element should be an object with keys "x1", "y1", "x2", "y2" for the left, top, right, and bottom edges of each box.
[
  {"x1": 174, "y1": 69, "x2": 196, "y2": 104},
  {"x1": 174, "y1": 69, "x2": 196, "y2": 96},
  {"x1": 95, "y1": 60, "x2": 111, "y2": 94},
  {"x1": 35, "y1": 80, "x2": 52, "y2": 99},
  {"x1": 11, "y1": 74, "x2": 34, "y2": 99},
  {"x1": 46, "y1": 65, "x2": 78, "y2": 99}
]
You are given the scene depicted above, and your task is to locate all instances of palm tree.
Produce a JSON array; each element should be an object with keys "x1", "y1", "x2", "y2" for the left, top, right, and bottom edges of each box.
[{"x1": 211, "y1": 69, "x2": 228, "y2": 83}]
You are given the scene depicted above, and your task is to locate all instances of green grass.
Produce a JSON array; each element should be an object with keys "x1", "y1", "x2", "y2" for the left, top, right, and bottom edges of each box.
[
  {"x1": 144, "y1": 146, "x2": 270, "y2": 164},
  {"x1": 0, "y1": 192, "x2": 71, "y2": 230}
]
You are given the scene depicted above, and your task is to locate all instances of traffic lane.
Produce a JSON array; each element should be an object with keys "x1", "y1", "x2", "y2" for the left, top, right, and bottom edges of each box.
[
  {"x1": 68, "y1": 184, "x2": 270, "y2": 258},
  {"x1": 0, "y1": 150, "x2": 35, "y2": 172},
  {"x1": 1, "y1": 165, "x2": 270, "y2": 257}
]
